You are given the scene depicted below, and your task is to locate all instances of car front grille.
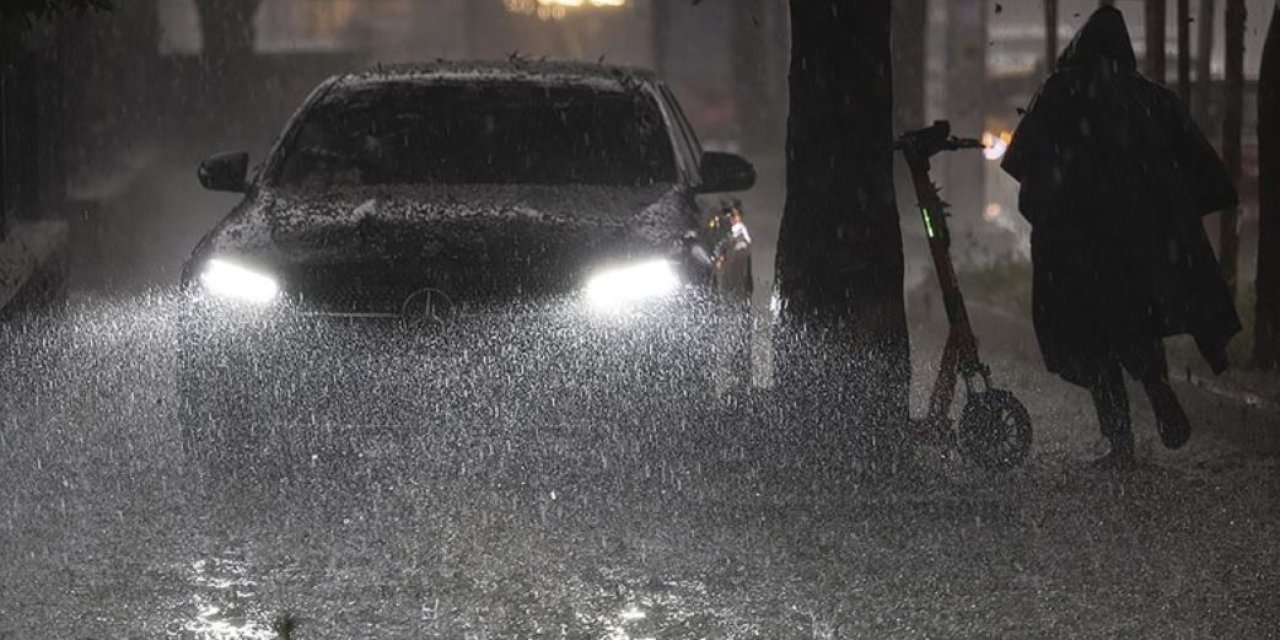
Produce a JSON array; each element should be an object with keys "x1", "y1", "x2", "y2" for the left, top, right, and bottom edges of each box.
[
  {"x1": 285, "y1": 264, "x2": 420, "y2": 315},
  {"x1": 282, "y1": 261, "x2": 581, "y2": 316}
]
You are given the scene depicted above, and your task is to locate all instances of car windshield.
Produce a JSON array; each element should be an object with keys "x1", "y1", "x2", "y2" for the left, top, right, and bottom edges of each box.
[{"x1": 271, "y1": 81, "x2": 677, "y2": 188}]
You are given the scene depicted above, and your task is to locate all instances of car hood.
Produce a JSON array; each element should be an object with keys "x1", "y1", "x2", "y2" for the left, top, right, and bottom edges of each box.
[
  {"x1": 205, "y1": 183, "x2": 687, "y2": 265},
  {"x1": 194, "y1": 183, "x2": 693, "y2": 310}
]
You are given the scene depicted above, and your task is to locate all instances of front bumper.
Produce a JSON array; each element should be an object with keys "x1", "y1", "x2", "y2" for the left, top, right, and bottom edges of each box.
[{"x1": 176, "y1": 295, "x2": 744, "y2": 428}]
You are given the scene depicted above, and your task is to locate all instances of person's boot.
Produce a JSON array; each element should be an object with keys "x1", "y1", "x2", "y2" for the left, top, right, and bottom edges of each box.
[
  {"x1": 1145, "y1": 379, "x2": 1191, "y2": 450},
  {"x1": 1091, "y1": 440, "x2": 1137, "y2": 470},
  {"x1": 1091, "y1": 368, "x2": 1136, "y2": 469}
]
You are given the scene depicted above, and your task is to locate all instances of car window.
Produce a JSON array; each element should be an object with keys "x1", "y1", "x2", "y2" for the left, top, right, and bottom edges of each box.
[
  {"x1": 271, "y1": 82, "x2": 678, "y2": 188},
  {"x1": 660, "y1": 85, "x2": 704, "y2": 161},
  {"x1": 654, "y1": 86, "x2": 698, "y2": 183}
]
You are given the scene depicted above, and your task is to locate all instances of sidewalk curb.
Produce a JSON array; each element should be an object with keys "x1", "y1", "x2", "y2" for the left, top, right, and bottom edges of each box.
[
  {"x1": 0, "y1": 221, "x2": 70, "y2": 310},
  {"x1": 1175, "y1": 370, "x2": 1280, "y2": 414},
  {"x1": 967, "y1": 301, "x2": 1280, "y2": 415}
]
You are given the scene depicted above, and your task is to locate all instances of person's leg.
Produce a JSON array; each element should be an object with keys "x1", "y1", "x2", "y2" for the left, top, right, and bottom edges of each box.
[
  {"x1": 1127, "y1": 338, "x2": 1191, "y2": 449},
  {"x1": 1143, "y1": 377, "x2": 1190, "y2": 448},
  {"x1": 1089, "y1": 360, "x2": 1135, "y2": 466}
]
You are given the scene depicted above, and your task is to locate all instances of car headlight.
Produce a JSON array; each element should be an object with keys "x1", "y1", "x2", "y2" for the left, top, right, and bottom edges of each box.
[
  {"x1": 199, "y1": 258, "x2": 280, "y2": 304},
  {"x1": 584, "y1": 259, "x2": 680, "y2": 310}
]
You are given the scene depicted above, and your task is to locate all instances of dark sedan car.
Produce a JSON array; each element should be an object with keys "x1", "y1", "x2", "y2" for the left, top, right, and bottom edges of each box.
[{"x1": 178, "y1": 61, "x2": 756, "y2": 461}]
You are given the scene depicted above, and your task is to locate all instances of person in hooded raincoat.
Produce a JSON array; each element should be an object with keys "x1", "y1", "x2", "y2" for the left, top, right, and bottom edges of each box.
[{"x1": 1002, "y1": 6, "x2": 1240, "y2": 467}]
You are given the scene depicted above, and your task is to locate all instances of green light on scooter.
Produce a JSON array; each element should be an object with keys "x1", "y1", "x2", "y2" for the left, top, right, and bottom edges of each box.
[{"x1": 920, "y1": 207, "x2": 936, "y2": 238}]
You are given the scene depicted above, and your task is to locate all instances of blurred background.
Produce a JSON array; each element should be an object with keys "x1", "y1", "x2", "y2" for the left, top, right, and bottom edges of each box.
[
  {"x1": 3, "y1": 6, "x2": 1279, "y2": 636},
  {"x1": 0, "y1": 0, "x2": 1270, "y2": 305}
]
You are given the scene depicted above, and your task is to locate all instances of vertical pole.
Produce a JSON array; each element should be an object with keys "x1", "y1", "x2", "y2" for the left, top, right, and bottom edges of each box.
[
  {"x1": 1194, "y1": 0, "x2": 1217, "y2": 126},
  {"x1": 893, "y1": 0, "x2": 927, "y2": 130},
  {"x1": 1220, "y1": 0, "x2": 1246, "y2": 296},
  {"x1": 1254, "y1": 1, "x2": 1280, "y2": 369},
  {"x1": 651, "y1": 0, "x2": 667, "y2": 78},
  {"x1": 0, "y1": 68, "x2": 6, "y2": 241},
  {"x1": 1045, "y1": 0, "x2": 1059, "y2": 75},
  {"x1": 17, "y1": 61, "x2": 35, "y2": 217},
  {"x1": 944, "y1": 0, "x2": 986, "y2": 237},
  {"x1": 1147, "y1": 0, "x2": 1168, "y2": 83},
  {"x1": 1178, "y1": 0, "x2": 1192, "y2": 102},
  {"x1": 732, "y1": 0, "x2": 769, "y2": 152}
]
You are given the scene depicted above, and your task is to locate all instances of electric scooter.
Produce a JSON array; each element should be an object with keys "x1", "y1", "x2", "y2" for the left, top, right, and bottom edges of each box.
[{"x1": 897, "y1": 121, "x2": 1032, "y2": 471}]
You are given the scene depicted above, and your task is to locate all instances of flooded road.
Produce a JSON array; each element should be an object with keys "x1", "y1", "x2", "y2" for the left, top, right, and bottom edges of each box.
[
  {"x1": 6, "y1": 0, "x2": 1278, "y2": 635},
  {"x1": 3, "y1": 294, "x2": 1279, "y2": 638}
]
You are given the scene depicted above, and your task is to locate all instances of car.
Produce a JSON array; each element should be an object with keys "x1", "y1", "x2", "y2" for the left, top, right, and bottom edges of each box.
[{"x1": 177, "y1": 61, "x2": 757, "y2": 464}]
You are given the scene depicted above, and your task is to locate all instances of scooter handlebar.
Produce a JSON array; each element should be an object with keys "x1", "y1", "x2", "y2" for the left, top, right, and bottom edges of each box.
[
  {"x1": 895, "y1": 121, "x2": 985, "y2": 156},
  {"x1": 947, "y1": 137, "x2": 984, "y2": 150}
]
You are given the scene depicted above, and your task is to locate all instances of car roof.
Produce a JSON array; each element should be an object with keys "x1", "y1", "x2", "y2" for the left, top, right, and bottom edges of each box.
[{"x1": 328, "y1": 60, "x2": 661, "y2": 93}]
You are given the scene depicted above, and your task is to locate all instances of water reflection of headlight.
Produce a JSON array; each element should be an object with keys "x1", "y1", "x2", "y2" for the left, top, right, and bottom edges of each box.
[
  {"x1": 184, "y1": 557, "x2": 273, "y2": 639},
  {"x1": 584, "y1": 260, "x2": 679, "y2": 311},
  {"x1": 199, "y1": 259, "x2": 280, "y2": 304}
]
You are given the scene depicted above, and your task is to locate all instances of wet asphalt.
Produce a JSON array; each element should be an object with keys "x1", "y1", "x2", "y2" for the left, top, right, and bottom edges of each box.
[{"x1": 1, "y1": 152, "x2": 1278, "y2": 638}]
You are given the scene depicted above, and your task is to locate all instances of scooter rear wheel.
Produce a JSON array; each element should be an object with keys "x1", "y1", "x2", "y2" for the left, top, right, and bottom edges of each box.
[{"x1": 958, "y1": 389, "x2": 1032, "y2": 471}]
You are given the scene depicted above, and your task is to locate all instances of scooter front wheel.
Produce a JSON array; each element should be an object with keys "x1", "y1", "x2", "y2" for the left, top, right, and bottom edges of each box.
[{"x1": 958, "y1": 389, "x2": 1032, "y2": 471}]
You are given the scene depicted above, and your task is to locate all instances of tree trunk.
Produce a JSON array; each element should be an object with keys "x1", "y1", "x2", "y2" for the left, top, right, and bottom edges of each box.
[
  {"x1": 775, "y1": 0, "x2": 908, "y2": 468},
  {"x1": 1255, "y1": 2, "x2": 1280, "y2": 369},
  {"x1": 1178, "y1": 0, "x2": 1192, "y2": 102},
  {"x1": 1147, "y1": 0, "x2": 1168, "y2": 82},
  {"x1": 1220, "y1": 0, "x2": 1245, "y2": 296},
  {"x1": 193, "y1": 0, "x2": 260, "y2": 139},
  {"x1": 1194, "y1": 0, "x2": 1217, "y2": 127},
  {"x1": 1045, "y1": 0, "x2": 1059, "y2": 74},
  {"x1": 194, "y1": 0, "x2": 260, "y2": 64},
  {"x1": 891, "y1": 0, "x2": 926, "y2": 267}
]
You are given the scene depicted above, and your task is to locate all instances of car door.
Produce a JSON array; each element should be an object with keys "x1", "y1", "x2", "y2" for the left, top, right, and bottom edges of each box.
[{"x1": 656, "y1": 85, "x2": 753, "y2": 304}]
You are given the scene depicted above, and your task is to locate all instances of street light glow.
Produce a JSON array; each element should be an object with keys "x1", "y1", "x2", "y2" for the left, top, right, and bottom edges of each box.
[
  {"x1": 983, "y1": 130, "x2": 1013, "y2": 161},
  {"x1": 505, "y1": 0, "x2": 629, "y2": 21}
]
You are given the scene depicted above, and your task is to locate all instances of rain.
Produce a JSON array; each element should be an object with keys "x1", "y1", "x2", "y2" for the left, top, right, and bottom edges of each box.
[{"x1": 2, "y1": 1, "x2": 1280, "y2": 637}]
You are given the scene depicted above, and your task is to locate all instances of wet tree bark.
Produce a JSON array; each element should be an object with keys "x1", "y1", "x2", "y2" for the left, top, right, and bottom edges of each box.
[
  {"x1": 1220, "y1": 0, "x2": 1245, "y2": 296},
  {"x1": 1147, "y1": 0, "x2": 1168, "y2": 82},
  {"x1": 775, "y1": 0, "x2": 908, "y2": 469},
  {"x1": 1255, "y1": 4, "x2": 1280, "y2": 369}
]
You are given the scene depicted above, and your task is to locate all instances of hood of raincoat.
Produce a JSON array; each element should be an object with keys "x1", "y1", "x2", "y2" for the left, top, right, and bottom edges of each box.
[{"x1": 1057, "y1": 6, "x2": 1138, "y2": 71}]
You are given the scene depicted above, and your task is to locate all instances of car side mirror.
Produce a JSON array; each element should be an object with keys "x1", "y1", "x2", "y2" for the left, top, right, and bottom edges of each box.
[
  {"x1": 697, "y1": 152, "x2": 756, "y2": 193},
  {"x1": 198, "y1": 151, "x2": 250, "y2": 193}
]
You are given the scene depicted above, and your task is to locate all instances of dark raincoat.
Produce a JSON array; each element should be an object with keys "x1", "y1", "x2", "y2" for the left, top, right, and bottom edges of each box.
[{"x1": 1001, "y1": 6, "x2": 1240, "y2": 387}]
